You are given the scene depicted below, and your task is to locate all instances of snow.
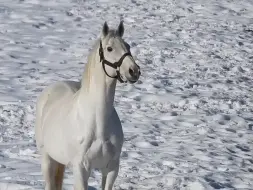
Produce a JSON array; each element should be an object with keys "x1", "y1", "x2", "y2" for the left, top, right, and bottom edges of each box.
[{"x1": 0, "y1": 0, "x2": 253, "y2": 189}]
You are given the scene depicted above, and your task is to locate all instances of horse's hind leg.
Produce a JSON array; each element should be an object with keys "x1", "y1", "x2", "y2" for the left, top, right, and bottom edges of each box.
[
  {"x1": 102, "y1": 159, "x2": 119, "y2": 190},
  {"x1": 41, "y1": 152, "x2": 65, "y2": 190},
  {"x1": 41, "y1": 152, "x2": 56, "y2": 190},
  {"x1": 55, "y1": 162, "x2": 65, "y2": 190}
]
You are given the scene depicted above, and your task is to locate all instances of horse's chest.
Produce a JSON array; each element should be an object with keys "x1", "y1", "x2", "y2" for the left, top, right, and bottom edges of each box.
[{"x1": 85, "y1": 139, "x2": 118, "y2": 169}]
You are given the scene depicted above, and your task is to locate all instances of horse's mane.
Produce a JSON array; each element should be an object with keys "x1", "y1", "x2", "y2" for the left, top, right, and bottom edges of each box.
[{"x1": 81, "y1": 39, "x2": 100, "y2": 91}]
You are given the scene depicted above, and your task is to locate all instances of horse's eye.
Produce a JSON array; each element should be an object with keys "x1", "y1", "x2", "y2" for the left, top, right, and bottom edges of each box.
[{"x1": 107, "y1": 47, "x2": 113, "y2": 52}]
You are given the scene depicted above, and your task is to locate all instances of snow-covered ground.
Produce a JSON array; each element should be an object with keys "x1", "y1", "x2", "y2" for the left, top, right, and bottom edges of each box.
[{"x1": 0, "y1": 0, "x2": 253, "y2": 189}]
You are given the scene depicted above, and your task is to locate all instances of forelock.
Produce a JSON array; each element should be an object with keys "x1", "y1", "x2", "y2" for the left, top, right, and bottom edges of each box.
[{"x1": 106, "y1": 30, "x2": 121, "y2": 39}]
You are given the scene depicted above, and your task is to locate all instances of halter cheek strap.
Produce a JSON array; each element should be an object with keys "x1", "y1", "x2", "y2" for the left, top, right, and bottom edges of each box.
[{"x1": 99, "y1": 40, "x2": 132, "y2": 83}]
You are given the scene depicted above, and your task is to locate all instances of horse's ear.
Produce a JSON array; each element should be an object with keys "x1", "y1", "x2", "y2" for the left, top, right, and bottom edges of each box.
[
  {"x1": 102, "y1": 21, "x2": 109, "y2": 37},
  {"x1": 117, "y1": 20, "x2": 124, "y2": 37}
]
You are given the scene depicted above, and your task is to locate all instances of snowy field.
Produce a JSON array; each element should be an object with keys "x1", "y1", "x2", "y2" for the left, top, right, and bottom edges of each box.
[{"x1": 0, "y1": 0, "x2": 253, "y2": 189}]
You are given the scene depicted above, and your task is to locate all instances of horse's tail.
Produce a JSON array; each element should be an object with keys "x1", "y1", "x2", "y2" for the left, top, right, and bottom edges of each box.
[{"x1": 55, "y1": 163, "x2": 65, "y2": 190}]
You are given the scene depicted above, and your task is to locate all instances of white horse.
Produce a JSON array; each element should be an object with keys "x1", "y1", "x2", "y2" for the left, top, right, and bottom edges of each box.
[{"x1": 35, "y1": 21, "x2": 141, "y2": 190}]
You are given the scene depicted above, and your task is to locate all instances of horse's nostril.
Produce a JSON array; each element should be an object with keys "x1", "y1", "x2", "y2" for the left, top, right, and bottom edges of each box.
[{"x1": 129, "y1": 68, "x2": 134, "y2": 77}]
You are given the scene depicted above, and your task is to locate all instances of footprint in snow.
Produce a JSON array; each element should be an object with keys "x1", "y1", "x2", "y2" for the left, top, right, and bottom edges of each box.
[
  {"x1": 235, "y1": 144, "x2": 250, "y2": 152},
  {"x1": 135, "y1": 141, "x2": 159, "y2": 148}
]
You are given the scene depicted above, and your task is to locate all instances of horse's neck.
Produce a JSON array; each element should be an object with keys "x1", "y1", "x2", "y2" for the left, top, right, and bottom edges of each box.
[{"x1": 78, "y1": 47, "x2": 117, "y2": 139}]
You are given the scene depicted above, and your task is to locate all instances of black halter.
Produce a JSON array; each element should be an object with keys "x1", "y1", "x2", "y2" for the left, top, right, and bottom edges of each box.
[{"x1": 99, "y1": 40, "x2": 132, "y2": 83}]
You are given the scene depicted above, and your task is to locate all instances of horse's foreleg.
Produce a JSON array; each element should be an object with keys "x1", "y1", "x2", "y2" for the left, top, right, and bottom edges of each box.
[
  {"x1": 102, "y1": 175, "x2": 107, "y2": 190},
  {"x1": 73, "y1": 160, "x2": 90, "y2": 190},
  {"x1": 102, "y1": 159, "x2": 119, "y2": 190}
]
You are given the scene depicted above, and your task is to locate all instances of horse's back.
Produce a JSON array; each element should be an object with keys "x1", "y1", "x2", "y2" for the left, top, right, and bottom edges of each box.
[{"x1": 35, "y1": 80, "x2": 81, "y2": 151}]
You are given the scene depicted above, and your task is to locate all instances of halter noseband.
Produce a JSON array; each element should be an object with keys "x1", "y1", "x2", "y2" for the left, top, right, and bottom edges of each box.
[{"x1": 99, "y1": 40, "x2": 132, "y2": 83}]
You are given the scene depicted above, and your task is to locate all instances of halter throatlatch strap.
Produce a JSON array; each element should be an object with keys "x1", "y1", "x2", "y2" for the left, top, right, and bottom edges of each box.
[{"x1": 99, "y1": 40, "x2": 132, "y2": 83}]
